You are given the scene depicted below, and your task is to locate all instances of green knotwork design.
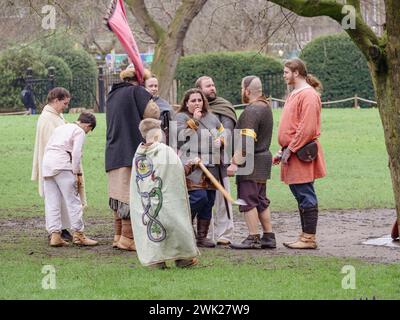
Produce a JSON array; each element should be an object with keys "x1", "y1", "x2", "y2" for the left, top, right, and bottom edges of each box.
[{"x1": 135, "y1": 154, "x2": 167, "y2": 242}]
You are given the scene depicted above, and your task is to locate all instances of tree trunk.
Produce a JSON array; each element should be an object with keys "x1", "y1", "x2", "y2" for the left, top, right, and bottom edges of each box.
[
  {"x1": 375, "y1": 76, "x2": 400, "y2": 225},
  {"x1": 151, "y1": 35, "x2": 183, "y2": 101},
  {"x1": 380, "y1": 0, "x2": 400, "y2": 232},
  {"x1": 152, "y1": 0, "x2": 207, "y2": 100}
]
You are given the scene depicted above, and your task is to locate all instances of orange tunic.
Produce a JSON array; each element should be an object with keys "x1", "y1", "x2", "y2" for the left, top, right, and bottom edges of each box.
[{"x1": 278, "y1": 87, "x2": 326, "y2": 184}]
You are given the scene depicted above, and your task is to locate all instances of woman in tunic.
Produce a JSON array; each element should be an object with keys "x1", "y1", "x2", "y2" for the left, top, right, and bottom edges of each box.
[{"x1": 174, "y1": 88, "x2": 225, "y2": 248}]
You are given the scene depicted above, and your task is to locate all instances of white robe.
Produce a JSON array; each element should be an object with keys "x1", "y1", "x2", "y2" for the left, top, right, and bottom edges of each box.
[
  {"x1": 31, "y1": 105, "x2": 87, "y2": 206},
  {"x1": 130, "y1": 142, "x2": 199, "y2": 266}
]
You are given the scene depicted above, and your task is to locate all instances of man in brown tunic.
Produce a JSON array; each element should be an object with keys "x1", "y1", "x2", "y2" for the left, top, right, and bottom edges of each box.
[{"x1": 227, "y1": 76, "x2": 276, "y2": 249}]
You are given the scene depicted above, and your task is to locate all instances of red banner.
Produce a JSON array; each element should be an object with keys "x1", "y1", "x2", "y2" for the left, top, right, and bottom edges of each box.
[{"x1": 106, "y1": 0, "x2": 144, "y2": 84}]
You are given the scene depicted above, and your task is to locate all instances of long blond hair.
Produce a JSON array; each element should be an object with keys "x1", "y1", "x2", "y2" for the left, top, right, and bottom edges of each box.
[{"x1": 285, "y1": 58, "x2": 323, "y2": 93}]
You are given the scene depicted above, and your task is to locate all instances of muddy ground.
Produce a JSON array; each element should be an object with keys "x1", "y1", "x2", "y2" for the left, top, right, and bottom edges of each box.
[{"x1": 1, "y1": 208, "x2": 399, "y2": 264}]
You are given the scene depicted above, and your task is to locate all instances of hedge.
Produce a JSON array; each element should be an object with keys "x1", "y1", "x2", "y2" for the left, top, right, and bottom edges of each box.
[
  {"x1": 40, "y1": 34, "x2": 98, "y2": 109},
  {"x1": 0, "y1": 47, "x2": 47, "y2": 111},
  {"x1": 41, "y1": 55, "x2": 73, "y2": 88},
  {"x1": 175, "y1": 52, "x2": 285, "y2": 105},
  {"x1": 51, "y1": 49, "x2": 97, "y2": 109},
  {"x1": 0, "y1": 32, "x2": 98, "y2": 111},
  {"x1": 300, "y1": 33, "x2": 375, "y2": 107}
]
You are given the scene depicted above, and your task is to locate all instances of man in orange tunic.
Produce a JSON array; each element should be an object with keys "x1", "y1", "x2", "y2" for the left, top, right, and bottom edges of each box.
[{"x1": 274, "y1": 58, "x2": 326, "y2": 249}]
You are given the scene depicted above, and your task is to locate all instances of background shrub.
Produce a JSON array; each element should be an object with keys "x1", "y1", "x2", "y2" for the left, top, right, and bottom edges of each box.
[
  {"x1": 41, "y1": 55, "x2": 73, "y2": 88},
  {"x1": 175, "y1": 51, "x2": 284, "y2": 104},
  {"x1": 40, "y1": 34, "x2": 97, "y2": 109},
  {"x1": 0, "y1": 47, "x2": 46, "y2": 111},
  {"x1": 0, "y1": 33, "x2": 98, "y2": 111},
  {"x1": 300, "y1": 33, "x2": 374, "y2": 107},
  {"x1": 53, "y1": 49, "x2": 97, "y2": 109}
]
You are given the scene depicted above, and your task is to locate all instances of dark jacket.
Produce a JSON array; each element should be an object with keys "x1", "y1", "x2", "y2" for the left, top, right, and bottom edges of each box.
[
  {"x1": 21, "y1": 87, "x2": 36, "y2": 110},
  {"x1": 105, "y1": 82, "x2": 151, "y2": 172}
]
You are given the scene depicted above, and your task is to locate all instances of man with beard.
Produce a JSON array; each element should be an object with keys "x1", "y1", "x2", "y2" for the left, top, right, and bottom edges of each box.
[
  {"x1": 273, "y1": 58, "x2": 326, "y2": 249},
  {"x1": 106, "y1": 66, "x2": 160, "y2": 251},
  {"x1": 227, "y1": 76, "x2": 276, "y2": 249},
  {"x1": 195, "y1": 76, "x2": 237, "y2": 245}
]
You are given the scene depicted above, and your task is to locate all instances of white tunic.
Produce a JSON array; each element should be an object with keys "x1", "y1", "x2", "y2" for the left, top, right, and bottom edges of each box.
[{"x1": 42, "y1": 123, "x2": 85, "y2": 177}]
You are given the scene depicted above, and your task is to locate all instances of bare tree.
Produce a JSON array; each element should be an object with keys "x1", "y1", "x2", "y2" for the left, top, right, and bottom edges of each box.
[{"x1": 124, "y1": 0, "x2": 208, "y2": 99}]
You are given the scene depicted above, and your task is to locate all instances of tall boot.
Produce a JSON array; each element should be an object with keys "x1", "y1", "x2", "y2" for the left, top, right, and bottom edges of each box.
[
  {"x1": 113, "y1": 211, "x2": 122, "y2": 248},
  {"x1": 117, "y1": 218, "x2": 136, "y2": 251},
  {"x1": 196, "y1": 219, "x2": 216, "y2": 248},
  {"x1": 283, "y1": 207, "x2": 305, "y2": 247},
  {"x1": 285, "y1": 206, "x2": 318, "y2": 249}
]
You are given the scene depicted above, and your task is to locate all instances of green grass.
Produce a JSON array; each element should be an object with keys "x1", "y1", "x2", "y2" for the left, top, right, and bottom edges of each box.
[
  {"x1": 1, "y1": 236, "x2": 399, "y2": 299},
  {"x1": 0, "y1": 109, "x2": 397, "y2": 300},
  {"x1": 0, "y1": 108, "x2": 393, "y2": 215}
]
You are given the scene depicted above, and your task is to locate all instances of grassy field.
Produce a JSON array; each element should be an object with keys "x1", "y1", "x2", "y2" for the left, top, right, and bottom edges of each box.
[
  {"x1": 1, "y1": 245, "x2": 399, "y2": 299},
  {"x1": 0, "y1": 108, "x2": 394, "y2": 216},
  {"x1": 0, "y1": 108, "x2": 398, "y2": 300}
]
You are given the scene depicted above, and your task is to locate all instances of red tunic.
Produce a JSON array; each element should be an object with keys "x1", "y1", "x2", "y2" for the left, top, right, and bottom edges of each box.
[{"x1": 278, "y1": 87, "x2": 327, "y2": 184}]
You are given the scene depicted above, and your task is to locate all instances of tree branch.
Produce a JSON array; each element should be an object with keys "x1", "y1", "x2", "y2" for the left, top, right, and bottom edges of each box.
[
  {"x1": 168, "y1": 0, "x2": 208, "y2": 44},
  {"x1": 267, "y1": 0, "x2": 381, "y2": 64},
  {"x1": 125, "y1": 0, "x2": 165, "y2": 42}
]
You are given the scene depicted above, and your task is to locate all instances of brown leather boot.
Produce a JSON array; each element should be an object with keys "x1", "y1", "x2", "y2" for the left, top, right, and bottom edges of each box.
[
  {"x1": 117, "y1": 218, "x2": 136, "y2": 251},
  {"x1": 196, "y1": 219, "x2": 216, "y2": 248},
  {"x1": 283, "y1": 207, "x2": 306, "y2": 246},
  {"x1": 284, "y1": 206, "x2": 318, "y2": 248},
  {"x1": 283, "y1": 233, "x2": 304, "y2": 247},
  {"x1": 284, "y1": 233, "x2": 317, "y2": 249},
  {"x1": 50, "y1": 232, "x2": 69, "y2": 247},
  {"x1": 72, "y1": 231, "x2": 98, "y2": 246},
  {"x1": 113, "y1": 211, "x2": 122, "y2": 248}
]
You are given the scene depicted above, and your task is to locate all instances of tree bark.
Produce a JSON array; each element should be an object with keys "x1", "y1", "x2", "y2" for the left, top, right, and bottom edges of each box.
[
  {"x1": 268, "y1": 0, "x2": 400, "y2": 225},
  {"x1": 380, "y1": 0, "x2": 400, "y2": 233},
  {"x1": 126, "y1": 0, "x2": 207, "y2": 99}
]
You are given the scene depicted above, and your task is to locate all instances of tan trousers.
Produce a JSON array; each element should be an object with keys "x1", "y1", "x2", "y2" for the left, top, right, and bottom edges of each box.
[
  {"x1": 209, "y1": 176, "x2": 234, "y2": 242},
  {"x1": 44, "y1": 171, "x2": 84, "y2": 234}
]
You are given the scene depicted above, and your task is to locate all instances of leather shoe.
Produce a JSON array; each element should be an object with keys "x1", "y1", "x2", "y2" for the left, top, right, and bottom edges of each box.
[{"x1": 230, "y1": 234, "x2": 261, "y2": 249}]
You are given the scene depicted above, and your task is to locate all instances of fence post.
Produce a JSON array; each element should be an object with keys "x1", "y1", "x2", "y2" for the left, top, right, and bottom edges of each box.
[
  {"x1": 98, "y1": 66, "x2": 105, "y2": 113},
  {"x1": 47, "y1": 67, "x2": 55, "y2": 90},
  {"x1": 354, "y1": 94, "x2": 359, "y2": 109}
]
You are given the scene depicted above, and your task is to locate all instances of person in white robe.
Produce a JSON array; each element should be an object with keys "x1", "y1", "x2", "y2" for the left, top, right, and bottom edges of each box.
[{"x1": 130, "y1": 118, "x2": 199, "y2": 269}]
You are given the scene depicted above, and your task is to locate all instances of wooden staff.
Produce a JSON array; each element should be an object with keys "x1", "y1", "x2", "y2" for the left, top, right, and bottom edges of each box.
[{"x1": 198, "y1": 161, "x2": 247, "y2": 206}]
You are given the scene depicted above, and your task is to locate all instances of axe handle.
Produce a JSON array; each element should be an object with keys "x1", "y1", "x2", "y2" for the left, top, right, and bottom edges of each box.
[{"x1": 198, "y1": 162, "x2": 235, "y2": 204}]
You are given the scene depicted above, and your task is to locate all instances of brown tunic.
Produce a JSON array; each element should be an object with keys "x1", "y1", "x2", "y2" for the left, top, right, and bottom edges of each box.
[{"x1": 235, "y1": 97, "x2": 273, "y2": 183}]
